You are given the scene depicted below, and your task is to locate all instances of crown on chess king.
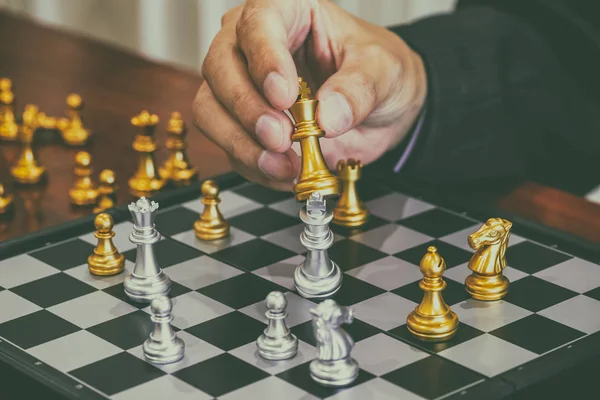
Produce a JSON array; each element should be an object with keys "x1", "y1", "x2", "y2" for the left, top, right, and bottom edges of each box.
[
  {"x1": 128, "y1": 196, "x2": 159, "y2": 227},
  {"x1": 289, "y1": 78, "x2": 324, "y2": 141}
]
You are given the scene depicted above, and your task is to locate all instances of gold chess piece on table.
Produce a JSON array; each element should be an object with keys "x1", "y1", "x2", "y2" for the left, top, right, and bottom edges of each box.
[
  {"x1": 0, "y1": 184, "x2": 13, "y2": 214},
  {"x1": 0, "y1": 79, "x2": 18, "y2": 141},
  {"x1": 194, "y1": 180, "x2": 229, "y2": 240},
  {"x1": 288, "y1": 77, "x2": 341, "y2": 201},
  {"x1": 94, "y1": 169, "x2": 117, "y2": 213},
  {"x1": 333, "y1": 159, "x2": 369, "y2": 227},
  {"x1": 69, "y1": 151, "x2": 99, "y2": 206},
  {"x1": 11, "y1": 105, "x2": 46, "y2": 184},
  {"x1": 465, "y1": 218, "x2": 512, "y2": 301},
  {"x1": 88, "y1": 212, "x2": 125, "y2": 276},
  {"x1": 158, "y1": 111, "x2": 197, "y2": 185},
  {"x1": 57, "y1": 93, "x2": 90, "y2": 146},
  {"x1": 406, "y1": 246, "x2": 459, "y2": 341},
  {"x1": 128, "y1": 110, "x2": 165, "y2": 196}
]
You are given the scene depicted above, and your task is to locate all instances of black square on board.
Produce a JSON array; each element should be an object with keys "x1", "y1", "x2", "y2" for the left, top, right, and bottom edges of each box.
[
  {"x1": 329, "y1": 274, "x2": 386, "y2": 306},
  {"x1": 87, "y1": 310, "x2": 159, "y2": 350},
  {"x1": 174, "y1": 353, "x2": 269, "y2": 397},
  {"x1": 355, "y1": 179, "x2": 391, "y2": 202},
  {"x1": 154, "y1": 206, "x2": 199, "y2": 236},
  {"x1": 382, "y1": 355, "x2": 484, "y2": 399},
  {"x1": 388, "y1": 323, "x2": 484, "y2": 354},
  {"x1": 103, "y1": 281, "x2": 190, "y2": 309},
  {"x1": 234, "y1": 183, "x2": 291, "y2": 204},
  {"x1": 123, "y1": 238, "x2": 204, "y2": 269},
  {"x1": 330, "y1": 214, "x2": 388, "y2": 238},
  {"x1": 291, "y1": 318, "x2": 380, "y2": 347},
  {"x1": 397, "y1": 208, "x2": 476, "y2": 238},
  {"x1": 392, "y1": 278, "x2": 470, "y2": 306},
  {"x1": 70, "y1": 352, "x2": 164, "y2": 396},
  {"x1": 328, "y1": 239, "x2": 387, "y2": 272},
  {"x1": 490, "y1": 314, "x2": 585, "y2": 354},
  {"x1": 30, "y1": 239, "x2": 95, "y2": 271},
  {"x1": 277, "y1": 361, "x2": 375, "y2": 399},
  {"x1": 11, "y1": 273, "x2": 96, "y2": 308},
  {"x1": 228, "y1": 207, "x2": 298, "y2": 236},
  {"x1": 505, "y1": 276, "x2": 578, "y2": 312},
  {"x1": 507, "y1": 241, "x2": 572, "y2": 274},
  {"x1": 211, "y1": 238, "x2": 296, "y2": 272},
  {"x1": 197, "y1": 272, "x2": 286, "y2": 309},
  {"x1": 0, "y1": 310, "x2": 80, "y2": 349},
  {"x1": 395, "y1": 240, "x2": 472, "y2": 268},
  {"x1": 584, "y1": 287, "x2": 600, "y2": 302},
  {"x1": 186, "y1": 311, "x2": 266, "y2": 351}
]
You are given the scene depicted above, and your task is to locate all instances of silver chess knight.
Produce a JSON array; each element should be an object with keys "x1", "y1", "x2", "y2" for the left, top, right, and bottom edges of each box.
[
  {"x1": 256, "y1": 291, "x2": 298, "y2": 360},
  {"x1": 124, "y1": 197, "x2": 171, "y2": 302},
  {"x1": 294, "y1": 191, "x2": 342, "y2": 298},
  {"x1": 143, "y1": 295, "x2": 185, "y2": 364},
  {"x1": 310, "y1": 299, "x2": 359, "y2": 387}
]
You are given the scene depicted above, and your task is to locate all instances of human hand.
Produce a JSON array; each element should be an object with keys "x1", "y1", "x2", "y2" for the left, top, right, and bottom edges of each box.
[{"x1": 194, "y1": 0, "x2": 427, "y2": 191}]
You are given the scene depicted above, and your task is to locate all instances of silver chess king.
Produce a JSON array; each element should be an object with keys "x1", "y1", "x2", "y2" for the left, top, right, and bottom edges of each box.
[
  {"x1": 124, "y1": 197, "x2": 171, "y2": 302},
  {"x1": 294, "y1": 191, "x2": 342, "y2": 298}
]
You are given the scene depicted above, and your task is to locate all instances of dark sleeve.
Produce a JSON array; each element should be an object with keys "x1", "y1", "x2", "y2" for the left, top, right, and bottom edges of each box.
[{"x1": 374, "y1": 4, "x2": 600, "y2": 193}]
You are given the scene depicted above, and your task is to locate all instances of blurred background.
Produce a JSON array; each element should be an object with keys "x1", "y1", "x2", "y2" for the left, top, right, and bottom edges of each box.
[{"x1": 0, "y1": 0, "x2": 457, "y2": 71}]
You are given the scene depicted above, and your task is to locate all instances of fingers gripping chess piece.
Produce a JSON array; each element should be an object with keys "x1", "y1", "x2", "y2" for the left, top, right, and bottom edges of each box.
[
  {"x1": 465, "y1": 218, "x2": 512, "y2": 301},
  {"x1": 333, "y1": 159, "x2": 369, "y2": 227},
  {"x1": 294, "y1": 191, "x2": 343, "y2": 298},
  {"x1": 256, "y1": 291, "x2": 299, "y2": 360},
  {"x1": 143, "y1": 295, "x2": 185, "y2": 365},
  {"x1": 158, "y1": 112, "x2": 197, "y2": 185},
  {"x1": 87, "y1": 212, "x2": 125, "y2": 276},
  {"x1": 406, "y1": 246, "x2": 459, "y2": 341},
  {"x1": 288, "y1": 77, "x2": 341, "y2": 201},
  {"x1": 94, "y1": 169, "x2": 118, "y2": 213},
  {"x1": 57, "y1": 94, "x2": 90, "y2": 146},
  {"x1": 193, "y1": 180, "x2": 229, "y2": 240},
  {"x1": 69, "y1": 151, "x2": 100, "y2": 206},
  {"x1": 10, "y1": 105, "x2": 46, "y2": 184},
  {"x1": 128, "y1": 110, "x2": 166, "y2": 196},
  {"x1": 309, "y1": 299, "x2": 359, "y2": 387},
  {"x1": 124, "y1": 197, "x2": 171, "y2": 302}
]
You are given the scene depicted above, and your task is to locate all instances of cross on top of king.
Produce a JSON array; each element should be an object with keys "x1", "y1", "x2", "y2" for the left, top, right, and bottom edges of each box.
[{"x1": 298, "y1": 77, "x2": 312, "y2": 100}]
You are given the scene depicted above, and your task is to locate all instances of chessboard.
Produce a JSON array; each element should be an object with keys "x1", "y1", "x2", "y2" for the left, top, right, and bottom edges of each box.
[{"x1": 1, "y1": 171, "x2": 600, "y2": 400}]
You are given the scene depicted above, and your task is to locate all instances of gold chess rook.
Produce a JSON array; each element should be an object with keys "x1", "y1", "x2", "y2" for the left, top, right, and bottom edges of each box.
[
  {"x1": 288, "y1": 77, "x2": 341, "y2": 201},
  {"x1": 88, "y1": 213, "x2": 125, "y2": 276},
  {"x1": 194, "y1": 180, "x2": 229, "y2": 240},
  {"x1": 333, "y1": 159, "x2": 369, "y2": 227}
]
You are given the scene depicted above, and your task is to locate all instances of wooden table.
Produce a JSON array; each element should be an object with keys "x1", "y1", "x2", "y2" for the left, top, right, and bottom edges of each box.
[{"x1": 2, "y1": 10, "x2": 600, "y2": 246}]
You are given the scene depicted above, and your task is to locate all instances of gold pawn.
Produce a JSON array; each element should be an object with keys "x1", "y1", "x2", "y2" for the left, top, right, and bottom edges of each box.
[
  {"x1": 57, "y1": 93, "x2": 90, "y2": 146},
  {"x1": 0, "y1": 184, "x2": 13, "y2": 214},
  {"x1": 158, "y1": 111, "x2": 197, "y2": 185},
  {"x1": 288, "y1": 77, "x2": 341, "y2": 201},
  {"x1": 87, "y1": 212, "x2": 125, "y2": 276},
  {"x1": 94, "y1": 169, "x2": 117, "y2": 213},
  {"x1": 0, "y1": 81, "x2": 18, "y2": 141},
  {"x1": 128, "y1": 110, "x2": 165, "y2": 196},
  {"x1": 69, "y1": 151, "x2": 99, "y2": 206},
  {"x1": 193, "y1": 180, "x2": 229, "y2": 240},
  {"x1": 333, "y1": 159, "x2": 369, "y2": 227},
  {"x1": 11, "y1": 105, "x2": 46, "y2": 184},
  {"x1": 406, "y1": 246, "x2": 459, "y2": 341}
]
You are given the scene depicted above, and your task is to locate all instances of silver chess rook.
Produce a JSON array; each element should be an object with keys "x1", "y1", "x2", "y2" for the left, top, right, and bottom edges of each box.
[
  {"x1": 143, "y1": 295, "x2": 185, "y2": 364},
  {"x1": 294, "y1": 191, "x2": 342, "y2": 298},
  {"x1": 310, "y1": 299, "x2": 359, "y2": 387},
  {"x1": 124, "y1": 197, "x2": 171, "y2": 302},
  {"x1": 256, "y1": 291, "x2": 298, "y2": 360}
]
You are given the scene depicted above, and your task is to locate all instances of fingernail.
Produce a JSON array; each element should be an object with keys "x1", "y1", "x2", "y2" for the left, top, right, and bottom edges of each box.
[
  {"x1": 256, "y1": 115, "x2": 284, "y2": 152},
  {"x1": 264, "y1": 72, "x2": 290, "y2": 108},
  {"x1": 318, "y1": 92, "x2": 353, "y2": 135},
  {"x1": 258, "y1": 150, "x2": 292, "y2": 180}
]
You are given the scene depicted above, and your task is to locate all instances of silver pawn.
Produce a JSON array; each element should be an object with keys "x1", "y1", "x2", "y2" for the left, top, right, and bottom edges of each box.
[
  {"x1": 143, "y1": 295, "x2": 185, "y2": 365},
  {"x1": 256, "y1": 291, "x2": 298, "y2": 360},
  {"x1": 310, "y1": 299, "x2": 359, "y2": 387},
  {"x1": 294, "y1": 191, "x2": 342, "y2": 298},
  {"x1": 124, "y1": 197, "x2": 171, "y2": 302}
]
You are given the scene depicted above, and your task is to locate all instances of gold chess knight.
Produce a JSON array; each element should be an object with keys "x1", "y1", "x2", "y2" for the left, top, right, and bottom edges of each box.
[
  {"x1": 288, "y1": 78, "x2": 341, "y2": 201},
  {"x1": 333, "y1": 159, "x2": 369, "y2": 227},
  {"x1": 465, "y1": 218, "x2": 512, "y2": 301}
]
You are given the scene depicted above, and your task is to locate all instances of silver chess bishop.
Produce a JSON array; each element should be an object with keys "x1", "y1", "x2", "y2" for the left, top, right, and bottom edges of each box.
[
  {"x1": 294, "y1": 191, "x2": 342, "y2": 298},
  {"x1": 143, "y1": 295, "x2": 185, "y2": 364},
  {"x1": 310, "y1": 299, "x2": 359, "y2": 387},
  {"x1": 124, "y1": 197, "x2": 171, "y2": 302},
  {"x1": 256, "y1": 291, "x2": 298, "y2": 360}
]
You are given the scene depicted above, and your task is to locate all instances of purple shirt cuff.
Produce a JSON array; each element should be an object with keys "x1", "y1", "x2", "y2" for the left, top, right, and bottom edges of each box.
[{"x1": 393, "y1": 106, "x2": 426, "y2": 173}]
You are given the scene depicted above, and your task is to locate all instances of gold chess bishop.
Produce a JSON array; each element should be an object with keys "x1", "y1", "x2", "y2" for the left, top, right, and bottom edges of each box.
[
  {"x1": 333, "y1": 159, "x2": 369, "y2": 227},
  {"x1": 193, "y1": 180, "x2": 229, "y2": 240},
  {"x1": 288, "y1": 77, "x2": 341, "y2": 201},
  {"x1": 128, "y1": 110, "x2": 166, "y2": 196},
  {"x1": 88, "y1": 212, "x2": 125, "y2": 276}
]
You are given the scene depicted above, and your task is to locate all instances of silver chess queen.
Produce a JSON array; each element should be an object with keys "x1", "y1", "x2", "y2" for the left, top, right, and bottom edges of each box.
[{"x1": 124, "y1": 197, "x2": 171, "y2": 302}]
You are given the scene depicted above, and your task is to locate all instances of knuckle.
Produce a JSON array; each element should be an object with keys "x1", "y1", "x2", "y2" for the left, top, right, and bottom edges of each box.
[
  {"x1": 353, "y1": 71, "x2": 377, "y2": 106},
  {"x1": 221, "y1": 6, "x2": 241, "y2": 26},
  {"x1": 236, "y1": 7, "x2": 263, "y2": 44}
]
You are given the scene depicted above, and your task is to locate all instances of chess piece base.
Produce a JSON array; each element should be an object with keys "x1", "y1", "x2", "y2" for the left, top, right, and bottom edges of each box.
[
  {"x1": 0, "y1": 124, "x2": 18, "y2": 141},
  {"x1": 256, "y1": 333, "x2": 299, "y2": 361},
  {"x1": 124, "y1": 272, "x2": 171, "y2": 303},
  {"x1": 62, "y1": 128, "x2": 90, "y2": 146},
  {"x1": 310, "y1": 358, "x2": 359, "y2": 387},
  {"x1": 294, "y1": 261, "x2": 342, "y2": 299},
  {"x1": 333, "y1": 208, "x2": 369, "y2": 227},
  {"x1": 159, "y1": 164, "x2": 197, "y2": 186},
  {"x1": 88, "y1": 253, "x2": 125, "y2": 276},
  {"x1": 194, "y1": 220, "x2": 229, "y2": 241},
  {"x1": 143, "y1": 335, "x2": 185, "y2": 365},
  {"x1": 128, "y1": 177, "x2": 166, "y2": 194},
  {"x1": 293, "y1": 175, "x2": 341, "y2": 202},
  {"x1": 406, "y1": 308, "x2": 459, "y2": 342},
  {"x1": 465, "y1": 272, "x2": 509, "y2": 301},
  {"x1": 11, "y1": 166, "x2": 46, "y2": 184},
  {"x1": 69, "y1": 188, "x2": 99, "y2": 206}
]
